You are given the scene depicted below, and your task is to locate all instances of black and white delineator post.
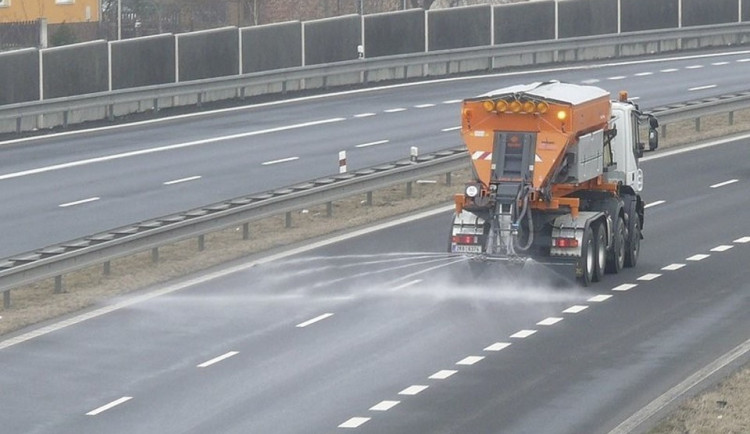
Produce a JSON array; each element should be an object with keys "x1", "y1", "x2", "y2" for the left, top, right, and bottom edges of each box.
[{"x1": 339, "y1": 151, "x2": 347, "y2": 173}]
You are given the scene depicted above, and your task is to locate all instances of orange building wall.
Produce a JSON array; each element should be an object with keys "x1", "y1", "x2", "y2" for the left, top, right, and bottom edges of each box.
[{"x1": 0, "y1": 0, "x2": 99, "y2": 24}]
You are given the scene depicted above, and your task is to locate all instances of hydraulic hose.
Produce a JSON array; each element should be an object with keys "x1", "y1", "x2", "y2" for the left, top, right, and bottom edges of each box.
[{"x1": 514, "y1": 185, "x2": 534, "y2": 251}]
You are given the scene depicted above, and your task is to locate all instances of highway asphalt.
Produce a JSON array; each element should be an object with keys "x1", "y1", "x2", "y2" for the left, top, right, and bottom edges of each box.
[
  {"x1": 0, "y1": 135, "x2": 747, "y2": 433},
  {"x1": 1, "y1": 48, "x2": 750, "y2": 255}
]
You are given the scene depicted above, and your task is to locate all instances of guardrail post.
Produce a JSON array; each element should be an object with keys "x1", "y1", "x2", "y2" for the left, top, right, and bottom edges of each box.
[
  {"x1": 103, "y1": 261, "x2": 111, "y2": 275},
  {"x1": 108, "y1": 104, "x2": 115, "y2": 121},
  {"x1": 16, "y1": 117, "x2": 22, "y2": 135},
  {"x1": 285, "y1": 212, "x2": 292, "y2": 228},
  {"x1": 198, "y1": 235, "x2": 205, "y2": 251},
  {"x1": 54, "y1": 275, "x2": 63, "y2": 294},
  {"x1": 729, "y1": 111, "x2": 734, "y2": 125},
  {"x1": 3, "y1": 290, "x2": 10, "y2": 309},
  {"x1": 63, "y1": 111, "x2": 69, "y2": 128},
  {"x1": 366, "y1": 191, "x2": 373, "y2": 206},
  {"x1": 153, "y1": 98, "x2": 160, "y2": 112},
  {"x1": 406, "y1": 181, "x2": 413, "y2": 197},
  {"x1": 695, "y1": 117, "x2": 701, "y2": 132},
  {"x1": 326, "y1": 202, "x2": 333, "y2": 217},
  {"x1": 445, "y1": 172, "x2": 452, "y2": 186},
  {"x1": 197, "y1": 93, "x2": 203, "y2": 108},
  {"x1": 242, "y1": 223, "x2": 250, "y2": 240},
  {"x1": 152, "y1": 247, "x2": 159, "y2": 263}
]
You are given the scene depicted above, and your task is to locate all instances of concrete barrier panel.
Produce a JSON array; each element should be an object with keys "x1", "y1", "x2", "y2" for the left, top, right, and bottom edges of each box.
[
  {"x1": 559, "y1": 0, "x2": 618, "y2": 38},
  {"x1": 178, "y1": 27, "x2": 239, "y2": 82},
  {"x1": 428, "y1": 5, "x2": 491, "y2": 51},
  {"x1": 0, "y1": 49, "x2": 39, "y2": 105},
  {"x1": 242, "y1": 21, "x2": 302, "y2": 73},
  {"x1": 43, "y1": 41, "x2": 108, "y2": 99},
  {"x1": 364, "y1": 9, "x2": 425, "y2": 58},
  {"x1": 682, "y1": 0, "x2": 738, "y2": 26},
  {"x1": 621, "y1": 0, "x2": 678, "y2": 32},
  {"x1": 304, "y1": 15, "x2": 361, "y2": 66},
  {"x1": 111, "y1": 34, "x2": 175, "y2": 90},
  {"x1": 494, "y1": 2, "x2": 555, "y2": 44}
]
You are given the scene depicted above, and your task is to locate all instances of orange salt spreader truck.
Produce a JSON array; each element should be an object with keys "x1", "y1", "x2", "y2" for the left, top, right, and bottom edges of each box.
[{"x1": 449, "y1": 81, "x2": 659, "y2": 285}]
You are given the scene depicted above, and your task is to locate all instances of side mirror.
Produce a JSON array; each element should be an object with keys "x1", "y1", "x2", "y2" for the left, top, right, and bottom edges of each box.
[{"x1": 648, "y1": 127, "x2": 658, "y2": 151}]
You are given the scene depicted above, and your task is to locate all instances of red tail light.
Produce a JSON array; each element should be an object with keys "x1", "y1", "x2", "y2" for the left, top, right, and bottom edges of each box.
[
  {"x1": 452, "y1": 235, "x2": 477, "y2": 244},
  {"x1": 553, "y1": 238, "x2": 579, "y2": 248}
]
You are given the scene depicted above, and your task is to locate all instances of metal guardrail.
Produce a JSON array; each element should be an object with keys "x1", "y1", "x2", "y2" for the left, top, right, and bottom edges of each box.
[
  {"x1": 2, "y1": 22, "x2": 750, "y2": 133},
  {"x1": 2, "y1": 92, "x2": 750, "y2": 308}
]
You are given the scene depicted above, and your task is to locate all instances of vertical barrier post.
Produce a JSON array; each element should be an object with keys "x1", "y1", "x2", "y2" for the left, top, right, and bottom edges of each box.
[
  {"x1": 4, "y1": 290, "x2": 10, "y2": 309},
  {"x1": 54, "y1": 275, "x2": 63, "y2": 294},
  {"x1": 339, "y1": 151, "x2": 347, "y2": 173},
  {"x1": 243, "y1": 223, "x2": 250, "y2": 240}
]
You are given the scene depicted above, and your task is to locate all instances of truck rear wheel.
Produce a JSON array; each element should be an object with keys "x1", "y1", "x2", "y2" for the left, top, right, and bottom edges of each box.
[
  {"x1": 625, "y1": 218, "x2": 641, "y2": 268},
  {"x1": 606, "y1": 216, "x2": 625, "y2": 274},
  {"x1": 593, "y1": 221, "x2": 607, "y2": 282},
  {"x1": 578, "y1": 226, "x2": 596, "y2": 286}
]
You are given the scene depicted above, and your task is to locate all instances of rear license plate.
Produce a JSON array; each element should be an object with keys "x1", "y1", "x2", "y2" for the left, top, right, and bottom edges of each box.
[{"x1": 452, "y1": 244, "x2": 482, "y2": 254}]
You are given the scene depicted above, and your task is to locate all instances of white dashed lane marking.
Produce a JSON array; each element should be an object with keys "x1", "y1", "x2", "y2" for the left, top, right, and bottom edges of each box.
[
  {"x1": 86, "y1": 396, "x2": 133, "y2": 416},
  {"x1": 442, "y1": 99, "x2": 462, "y2": 104},
  {"x1": 638, "y1": 273, "x2": 662, "y2": 281},
  {"x1": 59, "y1": 197, "x2": 100, "y2": 208},
  {"x1": 353, "y1": 112, "x2": 376, "y2": 118},
  {"x1": 484, "y1": 342, "x2": 512, "y2": 352},
  {"x1": 608, "y1": 76, "x2": 626, "y2": 80},
  {"x1": 339, "y1": 417, "x2": 371, "y2": 428},
  {"x1": 688, "y1": 84, "x2": 717, "y2": 91},
  {"x1": 370, "y1": 400, "x2": 400, "y2": 411},
  {"x1": 735, "y1": 237, "x2": 750, "y2": 243},
  {"x1": 414, "y1": 103, "x2": 435, "y2": 108},
  {"x1": 164, "y1": 175, "x2": 201, "y2": 185},
  {"x1": 563, "y1": 305, "x2": 589, "y2": 314},
  {"x1": 456, "y1": 356, "x2": 484, "y2": 366},
  {"x1": 612, "y1": 283, "x2": 638, "y2": 291},
  {"x1": 685, "y1": 65, "x2": 704, "y2": 69},
  {"x1": 588, "y1": 294, "x2": 613, "y2": 302},
  {"x1": 537, "y1": 317, "x2": 563, "y2": 326},
  {"x1": 645, "y1": 200, "x2": 665, "y2": 208},
  {"x1": 711, "y1": 61, "x2": 729, "y2": 66},
  {"x1": 635, "y1": 72, "x2": 653, "y2": 76},
  {"x1": 662, "y1": 263, "x2": 686, "y2": 271},
  {"x1": 296, "y1": 313, "x2": 334, "y2": 328},
  {"x1": 738, "y1": 58, "x2": 750, "y2": 63},
  {"x1": 355, "y1": 140, "x2": 389, "y2": 148},
  {"x1": 197, "y1": 351, "x2": 239, "y2": 368},
  {"x1": 430, "y1": 370, "x2": 458, "y2": 380},
  {"x1": 710, "y1": 179, "x2": 739, "y2": 188},
  {"x1": 261, "y1": 156, "x2": 299, "y2": 166},
  {"x1": 660, "y1": 68, "x2": 679, "y2": 73},
  {"x1": 384, "y1": 108, "x2": 406, "y2": 113},
  {"x1": 510, "y1": 330, "x2": 537, "y2": 339},
  {"x1": 441, "y1": 126, "x2": 461, "y2": 132},
  {"x1": 711, "y1": 245, "x2": 734, "y2": 252},
  {"x1": 399, "y1": 385, "x2": 428, "y2": 396},
  {"x1": 687, "y1": 254, "x2": 710, "y2": 261}
]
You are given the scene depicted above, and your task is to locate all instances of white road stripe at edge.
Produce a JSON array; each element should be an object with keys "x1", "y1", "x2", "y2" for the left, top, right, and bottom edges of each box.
[
  {"x1": 197, "y1": 351, "x2": 239, "y2": 368},
  {"x1": 0, "y1": 118, "x2": 343, "y2": 181},
  {"x1": 59, "y1": 197, "x2": 100, "y2": 208},
  {"x1": 609, "y1": 336, "x2": 750, "y2": 434},
  {"x1": 0, "y1": 205, "x2": 455, "y2": 350},
  {"x1": 296, "y1": 313, "x2": 334, "y2": 328},
  {"x1": 86, "y1": 396, "x2": 133, "y2": 416},
  {"x1": 4, "y1": 49, "x2": 749, "y2": 150}
]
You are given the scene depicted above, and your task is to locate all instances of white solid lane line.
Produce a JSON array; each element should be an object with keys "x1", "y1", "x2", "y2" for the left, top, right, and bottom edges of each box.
[
  {"x1": 687, "y1": 254, "x2": 710, "y2": 261},
  {"x1": 662, "y1": 263, "x2": 686, "y2": 271},
  {"x1": 296, "y1": 313, "x2": 334, "y2": 328},
  {"x1": 0, "y1": 118, "x2": 345, "y2": 182},
  {"x1": 59, "y1": 197, "x2": 100, "y2": 208},
  {"x1": 484, "y1": 342, "x2": 511, "y2": 352},
  {"x1": 353, "y1": 112, "x2": 376, "y2": 118},
  {"x1": 510, "y1": 330, "x2": 537, "y2": 339},
  {"x1": 164, "y1": 175, "x2": 201, "y2": 185},
  {"x1": 399, "y1": 385, "x2": 428, "y2": 395},
  {"x1": 430, "y1": 370, "x2": 458, "y2": 379},
  {"x1": 441, "y1": 126, "x2": 461, "y2": 132},
  {"x1": 370, "y1": 400, "x2": 400, "y2": 411},
  {"x1": 339, "y1": 417, "x2": 371, "y2": 428},
  {"x1": 710, "y1": 179, "x2": 739, "y2": 188},
  {"x1": 638, "y1": 273, "x2": 662, "y2": 281},
  {"x1": 384, "y1": 108, "x2": 406, "y2": 113},
  {"x1": 456, "y1": 356, "x2": 484, "y2": 366},
  {"x1": 710, "y1": 245, "x2": 734, "y2": 252},
  {"x1": 86, "y1": 396, "x2": 133, "y2": 416},
  {"x1": 355, "y1": 139, "x2": 389, "y2": 148},
  {"x1": 612, "y1": 283, "x2": 638, "y2": 291},
  {"x1": 645, "y1": 200, "x2": 666, "y2": 208},
  {"x1": 588, "y1": 294, "x2": 613, "y2": 302},
  {"x1": 688, "y1": 84, "x2": 717, "y2": 91},
  {"x1": 563, "y1": 305, "x2": 589, "y2": 314},
  {"x1": 261, "y1": 156, "x2": 299, "y2": 166},
  {"x1": 197, "y1": 351, "x2": 239, "y2": 368},
  {"x1": 537, "y1": 317, "x2": 563, "y2": 326}
]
